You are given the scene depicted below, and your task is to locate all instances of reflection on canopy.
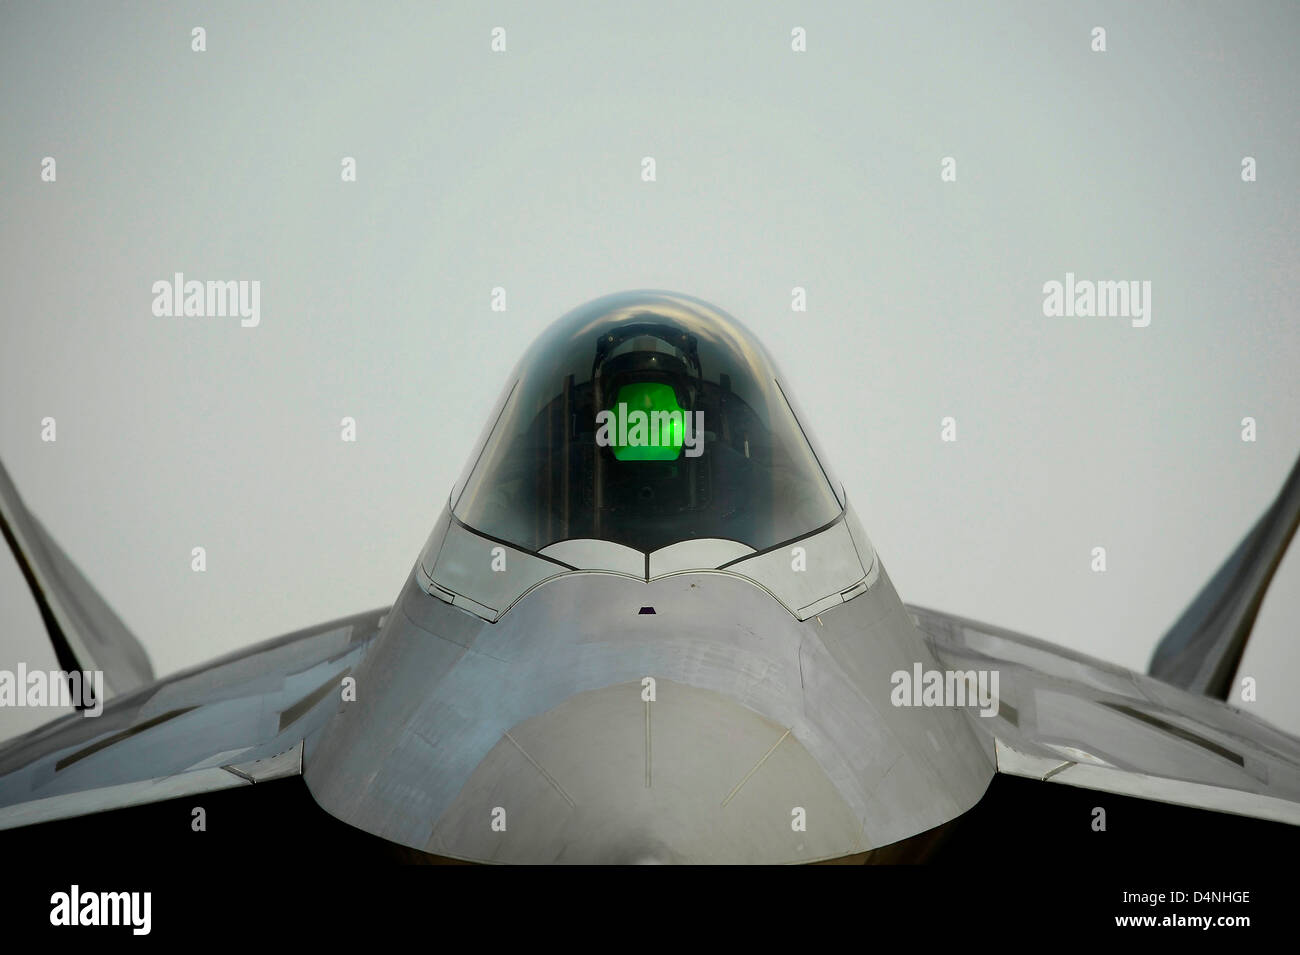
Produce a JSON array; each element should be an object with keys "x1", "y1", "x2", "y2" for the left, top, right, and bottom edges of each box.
[{"x1": 453, "y1": 291, "x2": 843, "y2": 555}]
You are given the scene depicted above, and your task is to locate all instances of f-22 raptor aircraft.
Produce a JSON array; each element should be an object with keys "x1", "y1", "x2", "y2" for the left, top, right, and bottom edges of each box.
[{"x1": 2, "y1": 291, "x2": 1299, "y2": 864}]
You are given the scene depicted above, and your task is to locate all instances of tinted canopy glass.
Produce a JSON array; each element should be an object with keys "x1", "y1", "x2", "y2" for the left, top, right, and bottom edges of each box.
[{"x1": 453, "y1": 291, "x2": 842, "y2": 555}]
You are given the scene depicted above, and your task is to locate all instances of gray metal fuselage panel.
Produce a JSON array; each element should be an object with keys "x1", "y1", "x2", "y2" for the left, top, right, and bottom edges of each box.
[{"x1": 304, "y1": 554, "x2": 994, "y2": 862}]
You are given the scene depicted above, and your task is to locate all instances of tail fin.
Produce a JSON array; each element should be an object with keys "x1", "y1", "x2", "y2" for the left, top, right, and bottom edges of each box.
[
  {"x1": 0, "y1": 458, "x2": 154, "y2": 703},
  {"x1": 1148, "y1": 451, "x2": 1300, "y2": 699}
]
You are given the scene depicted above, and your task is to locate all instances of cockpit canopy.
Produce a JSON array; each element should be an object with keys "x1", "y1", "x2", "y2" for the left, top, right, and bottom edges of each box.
[{"x1": 452, "y1": 291, "x2": 843, "y2": 555}]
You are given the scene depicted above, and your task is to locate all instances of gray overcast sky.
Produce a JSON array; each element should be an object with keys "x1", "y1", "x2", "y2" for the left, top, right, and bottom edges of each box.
[{"x1": 2, "y1": 1, "x2": 1298, "y2": 739}]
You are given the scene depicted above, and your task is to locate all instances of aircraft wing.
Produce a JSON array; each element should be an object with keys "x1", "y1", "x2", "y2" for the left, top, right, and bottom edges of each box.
[
  {"x1": 910, "y1": 605, "x2": 1300, "y2": 827},
  {"x1": 0, "y1": 607, "x2": 385, "y2": 830}
]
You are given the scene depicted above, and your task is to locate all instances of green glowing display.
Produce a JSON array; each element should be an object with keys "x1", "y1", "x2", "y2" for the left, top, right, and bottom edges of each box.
[{"x1": 607, "y1": 382, "x2": 685, "y2": 461}]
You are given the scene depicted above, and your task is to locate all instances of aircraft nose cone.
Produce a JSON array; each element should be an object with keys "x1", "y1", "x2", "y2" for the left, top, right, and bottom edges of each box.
[{"x1": 424, "y1": 680, "x2": 864, "y2": 864}]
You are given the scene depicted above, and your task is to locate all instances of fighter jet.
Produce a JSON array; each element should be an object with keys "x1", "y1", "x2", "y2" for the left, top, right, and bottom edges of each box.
[{"x1": 1, "y1": 290, "x2": 1298, "y2": 864}]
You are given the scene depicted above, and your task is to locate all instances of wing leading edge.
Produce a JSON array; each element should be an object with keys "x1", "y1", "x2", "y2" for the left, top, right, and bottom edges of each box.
[
  {"x1": 0, "y1": 607, "x2": 386, "y2": 831},
  {"x1": 905, "y1": 449, "x2": 1300, "y2": 826},
  {"x1": 911, "y1": 605, "x2": 1300, "y2": 827}
]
